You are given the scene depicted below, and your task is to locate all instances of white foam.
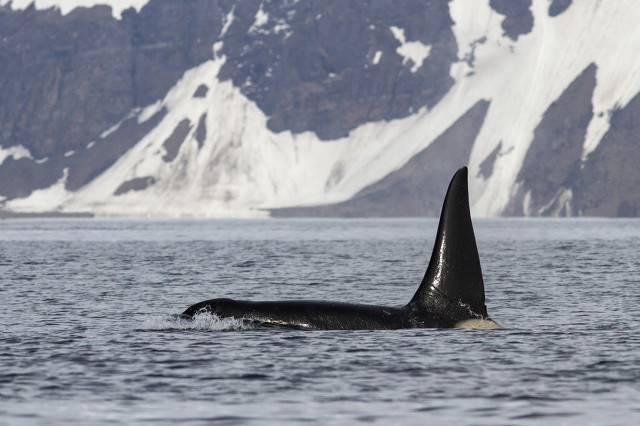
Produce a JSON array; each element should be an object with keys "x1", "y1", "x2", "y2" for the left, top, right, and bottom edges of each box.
[{"x1": 141, "y1": 313, "x2": 258, "y2": 331}]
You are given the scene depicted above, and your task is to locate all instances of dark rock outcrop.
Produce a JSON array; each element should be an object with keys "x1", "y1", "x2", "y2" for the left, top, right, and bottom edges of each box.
[
  {"x1": 505, "y1": 63, "x2": 596, "y2": 216},
  {"x1": 0, "y1": 108, "x2": 166, "y2": 198},
  {"x1": 195, "y1": 114, "x2": 207, "y2": 149},
  {"x1": 574, "y1": 91, "x2": 640, "y2": 216},
  {"x1": 489, "y1": 0, "x2": 534, "y2": 41},
  {"x1": 162, "y1": 119, "x2": 192, "y2": 162},
  {"x1": 548, "y1": 0, "x2": 572, "y2": 17},
  {"x1": 477, "y1": 141, "x2": 502, "y2": 180},
  {"x1": 217, "y1": 0, "x2": 458, "y2": 140},
  {"x1": 193, "y1": 84, "x2": 209, "y2": 98},
  {"x1": 114, "y1": 176, "x2": 156, "y2": 195}
]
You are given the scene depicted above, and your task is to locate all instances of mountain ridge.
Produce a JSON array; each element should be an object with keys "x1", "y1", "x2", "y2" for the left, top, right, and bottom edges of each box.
[{"x1": 2, "y1": 0, "x2": 640, "y2": 217}]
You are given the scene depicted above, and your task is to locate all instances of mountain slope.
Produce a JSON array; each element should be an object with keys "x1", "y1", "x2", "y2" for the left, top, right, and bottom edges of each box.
[{"x1": 1, "y1": 0, "x2": 640, "y2": 217}]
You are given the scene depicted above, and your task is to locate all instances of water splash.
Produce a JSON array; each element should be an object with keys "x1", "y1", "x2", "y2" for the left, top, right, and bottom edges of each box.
[{"x1": 140, "y1": 313, "x2": 259, "y2": 331}]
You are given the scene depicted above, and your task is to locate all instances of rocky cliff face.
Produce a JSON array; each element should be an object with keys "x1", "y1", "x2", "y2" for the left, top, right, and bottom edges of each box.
[
  {"x1": 574, "y1": 91, "x2": 640, "y2": 217},
  {"x1": 505, "y1": 64, "x2": 596, "y2": 216},
  {"x1": 505, "y1": 61, "x2": 640, "y2": 218},
  {"x1": 0, "y1": 1, "x2": 229, "y2": 197},
  {"x1": 1, "y1": 0, "x2": 640, "y2": 217},
  {"x1": 217, "y1": 0, "x2": 457, "y2": 140},
  {"x1": 0, "y1": 0, "x2": 457, "y2": 202}
]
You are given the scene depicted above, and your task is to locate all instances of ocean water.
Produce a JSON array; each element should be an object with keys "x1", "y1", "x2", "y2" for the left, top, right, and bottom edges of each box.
[{"x1": 1, "y1": 218, "x2": 639, "y2": 424}]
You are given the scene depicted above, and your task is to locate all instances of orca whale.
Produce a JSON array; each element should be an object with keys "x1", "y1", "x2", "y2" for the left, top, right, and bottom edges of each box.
[{"x1": 181, "y1": 167, "x2": 501, "y2": 329}]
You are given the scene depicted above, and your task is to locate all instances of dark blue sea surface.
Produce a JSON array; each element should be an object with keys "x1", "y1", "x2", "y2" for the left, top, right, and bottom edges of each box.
[{"x1": 1, "y1": 218, "x2": 639, "y2": 424}]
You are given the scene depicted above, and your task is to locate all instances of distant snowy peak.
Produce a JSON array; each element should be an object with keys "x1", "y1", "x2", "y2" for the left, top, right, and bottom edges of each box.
[{"x1": 0, "y1": 0, "x2": 149, "y2": 18}]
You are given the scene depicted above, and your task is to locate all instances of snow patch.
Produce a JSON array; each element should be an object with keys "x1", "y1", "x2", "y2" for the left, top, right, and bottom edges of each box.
[
  {"x1": 137, "y1": 102, "x2": 162, "y2": 124},
  {"x1": 390, "y1": 26, "x2": 431, "y2": 72},
  {"x1": 250, "y1": 4, "x2": 269, "y2": 31},
  {"x1": 7, "y1": 169, "x2": 73, "y2": 213},
  {"x1": 0, "y1": 145, "x2": 33, "y2": 165},
  {"x1": 372, "y1": 50, "x2": 383, "y2": 65},
  {"x1": 274, "y1": 20, "x2": 292, "y2": 38},
  {"x1": 220, "y1": 6, "x2": 235, "y2": 37},
  {"x1": 213, "y1": 41, "x2": 224, "y2": 57},
  {"x1": 0, "y1": 0, "x2": 149, "y2": 19},
  {"x1": 100, "y1": 120, "x2": 124, "y2": 139}
]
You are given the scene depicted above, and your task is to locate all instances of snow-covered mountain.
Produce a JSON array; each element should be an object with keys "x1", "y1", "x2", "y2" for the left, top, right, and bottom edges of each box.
[{"x1": 1, "y1": 0, "x2": 640, "y2": 217}]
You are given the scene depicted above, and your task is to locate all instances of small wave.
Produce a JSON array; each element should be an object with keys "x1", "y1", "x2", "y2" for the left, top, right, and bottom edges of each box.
[
  {"x1": 139, "y1": 313, "x2": 260, "y2": 331},
  {"x1": 232, "y1": 260, "x2": 256, "y2": 268}
]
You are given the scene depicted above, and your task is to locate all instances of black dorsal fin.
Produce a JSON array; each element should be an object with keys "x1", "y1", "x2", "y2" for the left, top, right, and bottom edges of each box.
[{"x1": 408, "y1": 167, "x2": 488, "y2": 317}]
